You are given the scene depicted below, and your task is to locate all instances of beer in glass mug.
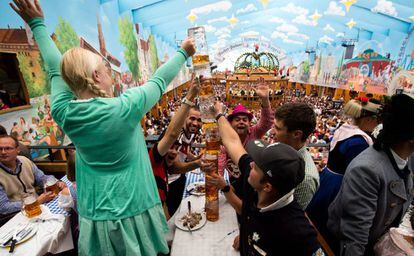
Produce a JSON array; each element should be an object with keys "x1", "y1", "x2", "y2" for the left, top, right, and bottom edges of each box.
[
  {"x1": 22, "y1": 193, "x2": 42, "y2": 218},
  {"x1": 44, "y1": 176, "x2": 60, "y2": 196}
]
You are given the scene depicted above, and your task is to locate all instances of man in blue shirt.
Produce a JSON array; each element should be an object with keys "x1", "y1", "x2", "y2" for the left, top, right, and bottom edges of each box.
[{"x1": 0, "y1": 135, "x2": 65, "y2": 216}]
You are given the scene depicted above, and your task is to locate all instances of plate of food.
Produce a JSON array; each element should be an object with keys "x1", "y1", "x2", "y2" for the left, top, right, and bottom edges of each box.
[
  {"x1": 175, "y1": 211, "x2": 206, "y2": 232},
  {"x1": 0, "y1": 224, "x2": 37, "y2": 248},
  {"x1": 186, "y1": 182, "x2": 205, "y2": 196}
]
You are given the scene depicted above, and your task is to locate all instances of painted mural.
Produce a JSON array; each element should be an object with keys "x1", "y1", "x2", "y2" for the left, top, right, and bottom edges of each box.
[{"x1": 0, "y1": 0, "x2": 189, "y2": 155}]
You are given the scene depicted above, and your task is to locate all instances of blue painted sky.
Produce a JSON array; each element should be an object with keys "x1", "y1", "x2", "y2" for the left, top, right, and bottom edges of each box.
[
  {"x1": 1, "y1": 0, "x2": 127, "y2": 70},
  {"x1": 125, "y1": 0, "x2": 413, "y2": 61}
]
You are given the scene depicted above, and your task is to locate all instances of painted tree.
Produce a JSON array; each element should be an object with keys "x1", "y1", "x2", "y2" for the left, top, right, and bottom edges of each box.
[
  {"x1": 38, "y1": 55, "x2": 50, "y2": 94},
  {"x1": 55, "y1": 17, "x2": 80, "y2": 54},
  {"x1": 119, "y1": 16, "x2": 140, "y2": 81},
  {"x1": 148, "y1": 34, "x2": 159, "y2": 74},
  {"x1": 17, "y1": 53, "x2": 43, "y2": 98}
]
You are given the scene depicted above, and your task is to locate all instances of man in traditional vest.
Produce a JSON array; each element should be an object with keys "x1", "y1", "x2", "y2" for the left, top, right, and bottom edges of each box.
[{"x1": 0, "y1": 135, "x2": 65, "y2": 219}]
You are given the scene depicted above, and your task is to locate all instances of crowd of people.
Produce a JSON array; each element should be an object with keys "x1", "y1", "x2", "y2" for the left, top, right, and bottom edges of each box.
[{"x1": 1, "y1": 1, "x2": 414, "y2": 255}]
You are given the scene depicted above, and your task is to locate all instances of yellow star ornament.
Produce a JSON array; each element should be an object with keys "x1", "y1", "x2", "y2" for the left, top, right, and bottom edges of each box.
[
  {"x1": 187, "y1": 11, "x2": 197, "y2": 24},
  {"x1": 310, "y1": 10, "x2": 322, "y2": 23},
  {"x1": 341, "y1": 0, "x2": 357, "y2": 12},
  {"x1": 259, "y1": 0, "x2": 270, "y2": 8},
  {"x1": 346, "y1": 19, "x2": 357, "y2": 29},
  {"x1": 228, "y1": 14, "x2": 239, "y2": 27}
]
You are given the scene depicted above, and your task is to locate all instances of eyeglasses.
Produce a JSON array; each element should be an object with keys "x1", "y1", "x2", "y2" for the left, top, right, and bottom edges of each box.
[{"x1": 0, "y1": 147, "x2": 17, "y2": 152}]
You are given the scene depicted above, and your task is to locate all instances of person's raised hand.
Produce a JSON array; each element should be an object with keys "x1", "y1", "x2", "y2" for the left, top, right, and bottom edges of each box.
[
  {"x1": 10, "y1": 0, "x2": 44, "y2": 23},
  {"x1": 255, "y1": 77, "x2": 269, "y2": 99},
  {"x1": 181, "y1": 37, "x2": 196, "y2": 57},
  {"x1": 212, "y1": 101, "x2": 226, "y2": 118},
  {"x1": 187, "y1": 73, "x2": 200, "y2": 100}
]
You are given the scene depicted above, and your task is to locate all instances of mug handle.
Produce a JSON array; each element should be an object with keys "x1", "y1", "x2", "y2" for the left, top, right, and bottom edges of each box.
[{"x1": 21, "y1": 205, "x2": 28, "y2": 217}]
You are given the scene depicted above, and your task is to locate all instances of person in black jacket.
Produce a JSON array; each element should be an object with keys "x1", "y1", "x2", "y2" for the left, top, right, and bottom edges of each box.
[{"x1": 209, "y1": 102, "x2": 324, "y2": 256}]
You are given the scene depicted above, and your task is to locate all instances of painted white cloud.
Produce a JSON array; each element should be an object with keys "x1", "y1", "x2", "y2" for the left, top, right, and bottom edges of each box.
[
  {"x1": 192, "y1": 1, "x2": 232, "y2": 15},
  {"x1": 289, "y1": 32, "x2": 310, "y2": 40},
  {"x1": 293, "y1": 14, "x2": 316, "y2": 26},
  {"x1": 211, "y1": 38, "x2": 228, "y2": 49},
  {"x1": 241, "y1": 21, "x2": 251, "y2": 25},
  {"x1": 271, "y1": 31, "x2": 288, "y2": 40},
  {"x1": 336, "y1": 32, "x2": 345, "y2": 38},
  {"x1": 324, "y1": 1, "x2": 345, "y2": 16},
  {"x1": 208, "y1": 16, "x2": 228, "y2": 24},
  {"x1": 269, "y1": 17, "x2": 285, "y2": 23},
  {"x1": 236, "y1": 3, "x2": 257, "y2": 14},
  {"x1": 319, "y1": 35, "x2": 334, "y2": 44},
  {"x1": 239, "y1": 30, "x2": 260, "y2": 37},
  {"x1": 272, "y1": 30, "x2": 305, "y2": 45},
  {"x1": 372, "y1": 0, "x2": 397, "y2": 17},
  {"x1": 217, "y1": 33, "x2": 231, "y2": 39},
  {"x1": 280, "y1": 3, "x2": 309, "y2": 16},
  {"x1": 284, "y1": 38, "x2": 304, "y2": 45},
  {"x1": 203, "y1": 25, "x2": 216, "y2": 33},
  {"x1": 324, "y1": 24, "x2": 335, "y2": 32},
  {"x1": 276, "y1": 23, "x2": 299, "y2": 33},
  {"x1": 215, "y1": 27, "x2": 231, "y2": 38}
]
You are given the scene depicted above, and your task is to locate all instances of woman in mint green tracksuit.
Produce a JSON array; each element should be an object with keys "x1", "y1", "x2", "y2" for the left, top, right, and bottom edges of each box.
[{"x1": 10, "y1": 1, "x2": 195, "y2": 255}]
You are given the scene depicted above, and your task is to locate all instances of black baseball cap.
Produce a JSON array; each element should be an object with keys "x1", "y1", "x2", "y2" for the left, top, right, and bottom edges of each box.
[{"x1": 246, "y1": 140, "x2": 305, "y2": 195}]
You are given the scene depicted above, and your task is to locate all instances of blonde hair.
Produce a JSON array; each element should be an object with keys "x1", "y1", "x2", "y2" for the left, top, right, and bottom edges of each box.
[
  {"x1": 61, "y1": 47, "x2": 109, "y2": 98},
  {"x1": 343, "y1": 99, "x2": 381, "y2": 119}
]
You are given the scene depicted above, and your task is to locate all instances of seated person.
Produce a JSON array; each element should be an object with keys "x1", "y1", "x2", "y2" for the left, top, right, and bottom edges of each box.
[
  {"x1": 0, "y1": 135, "x2": 65, "y2": 217},
  {"x1": 209, "y1": 102, "x2": 324, "y2": 255}
]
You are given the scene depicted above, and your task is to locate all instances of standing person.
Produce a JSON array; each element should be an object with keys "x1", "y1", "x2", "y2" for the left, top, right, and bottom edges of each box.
[
  {"x1": 218, "y1": 79, "x2": 273, "y2": 187},
  {"x1": 307, "y1": 98, "x2": 381, "y2": 238},
  {"x1": 150, "y1": 75, "x2": 208, "y2": 219},
  {"x1": 9, "y1": 1, "x2": 195, "y2": 255},
  {"x1": 328, "y1": 94, "x2": 414, "y2": 256},
  {"x1": 209, "y1": 102, "x2": 324, "y2": 256},
  {"x1": 166, "y1": 106, "x2": 203, "y2": 216},
  {"x1": 327, "y1": 98, "x2": 381, "y2": 175},
  {"x1": 273, "y1": 103, "x2": 319, "y2": 210}
]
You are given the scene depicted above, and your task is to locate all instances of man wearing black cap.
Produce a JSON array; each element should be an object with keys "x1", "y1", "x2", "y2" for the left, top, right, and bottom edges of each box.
[{"x1": 209, "y1": 102, "x2": 323, "y2": 256}]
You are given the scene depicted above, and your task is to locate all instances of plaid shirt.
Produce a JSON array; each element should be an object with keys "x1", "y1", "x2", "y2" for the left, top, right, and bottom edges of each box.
[{"x1": 294, "y1": 146, "x2": 320, "y2": 210}]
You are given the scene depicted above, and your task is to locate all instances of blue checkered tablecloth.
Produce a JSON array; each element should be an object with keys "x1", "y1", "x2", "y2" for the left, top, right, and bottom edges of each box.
[
  {"x1": 183, "y1": 170, "x2": 230, "y2": 198},
  {"x1": 45, "y1": 175, "x2": 73, "y2": 216}
]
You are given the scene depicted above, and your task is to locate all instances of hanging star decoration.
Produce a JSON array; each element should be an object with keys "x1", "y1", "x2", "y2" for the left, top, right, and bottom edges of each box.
[
  {"x1": 259, "y1": 0, "x2": 269, "y2": 8},
  {"x1": 346, "y1": 19, "x2": 357, "y2": 29},
  {"x1": 228, "y1": 14, "x2": 239, "y2": 27},
  {"x1": 340, "y1": 0, "x2": 357, "y2": 12},
  {"x1": 187, "y1": 11, "x2": 197, "y2": 24},
  {"x1": 409, "y1": 15, "x2": 414, "y2": 22},
  {"x1": 310, "y1": 10, "x2": 322, "y2": 24}
]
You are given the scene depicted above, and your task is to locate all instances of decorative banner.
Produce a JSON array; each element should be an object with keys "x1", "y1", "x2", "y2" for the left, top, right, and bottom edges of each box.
[{"x1": 215, "y1": 38, "x2": 286, "y2": 62}]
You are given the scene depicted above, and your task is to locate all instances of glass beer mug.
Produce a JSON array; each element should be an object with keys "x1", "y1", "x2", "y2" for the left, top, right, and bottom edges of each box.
[
  {"x1": 188, "y1": 26, "x2": 211, "y2": 79},
  {"x1": 21, "y1": 193, "x2": 42, "y2": 218},
  {"x1": 44, "y1": 176, "x2": 60, "y2": 196}
]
